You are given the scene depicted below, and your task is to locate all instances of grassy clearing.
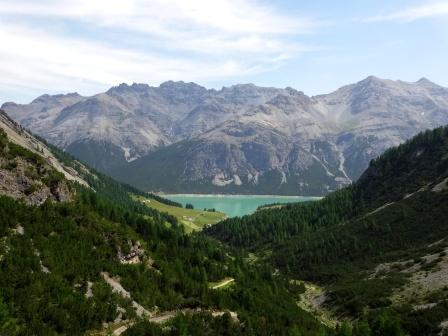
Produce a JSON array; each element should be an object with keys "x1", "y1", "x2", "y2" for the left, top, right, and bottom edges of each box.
[{"x1": 134, "y1": 195, "x2": 226, "y2": 233}]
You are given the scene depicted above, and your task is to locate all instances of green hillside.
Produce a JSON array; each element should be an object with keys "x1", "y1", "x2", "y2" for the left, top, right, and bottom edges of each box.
[
  {"x1": 0, "y1": 116, "x2": 331, "y2": 335},
  {"x1": 3, "y1": 109, "x2": 448, "y2": 335},
  {"x1": 206, "y1": 126, "x2": 448, "y2": 335},
  {"x1": 134, "y1": 195, "x2": 226, "y2": 233}
]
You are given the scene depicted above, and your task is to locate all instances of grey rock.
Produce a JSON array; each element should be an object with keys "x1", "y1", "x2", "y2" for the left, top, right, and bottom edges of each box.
[{"x1": 3, "y1": 77, "x2": 448, "y2": 195}]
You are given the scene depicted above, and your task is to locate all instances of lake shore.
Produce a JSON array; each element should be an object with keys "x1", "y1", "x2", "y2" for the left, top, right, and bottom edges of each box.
[
  {"x1": 161, "y1": 194, "x2": 321, "y2": 217},
  {"x1": 158, "y1": 193, "x2": 323, "y2": 199}
]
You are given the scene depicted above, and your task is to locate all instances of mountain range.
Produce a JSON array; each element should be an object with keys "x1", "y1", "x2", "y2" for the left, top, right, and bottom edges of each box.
[{"x1": 3, "y1": 76, "x2": 448, "y2": 195}]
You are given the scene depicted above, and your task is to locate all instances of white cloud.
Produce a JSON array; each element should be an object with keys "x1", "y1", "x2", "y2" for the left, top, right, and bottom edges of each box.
[
  {"x1": 0, "y1": 0, "x2": 320, "y2": 102},
  {"x1": 0, "y1": 0, "x2": 316, "y2": 35},
  {"x1": 363, "y1": 1, "x2": 448, "y2": 22},
  {"x1": 0, "y1": 24, "x2": 273, "y2": 92},
  {"x1": 0, "y1": 0, "x2": 319, "y2": 55}
]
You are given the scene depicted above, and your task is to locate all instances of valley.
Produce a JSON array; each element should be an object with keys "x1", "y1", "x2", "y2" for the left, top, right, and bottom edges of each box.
[
  {"x1": 2, "y1": 1, "x2": 447, "y2": 334},
  {"x1": 206, "y1": 125, "x2": 448, "y2": 335},
  {"x1": 134, "y1": 194, "x2": 226, "y2": 233},
  {"x1": 0, "y1": 114, "x2": 329, "y2": 335},
  {"x1": 1, "y1": 106, "x2": 448, "y2": 335},
  {"x1": 162, "y1": 194, "x2": 319, "y2": 217}
]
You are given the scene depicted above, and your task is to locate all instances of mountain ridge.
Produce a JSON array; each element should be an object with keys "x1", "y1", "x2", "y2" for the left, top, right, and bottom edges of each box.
[{"x1": 3, "y1": 76, "x2": 448, "y2": 195}]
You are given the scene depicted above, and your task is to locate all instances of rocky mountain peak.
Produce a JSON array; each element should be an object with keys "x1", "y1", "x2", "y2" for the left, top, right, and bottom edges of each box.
[
  {"x1": 3, "y1": 76, "x2": 448, "y2": 196},
  {"x1": 284, "y1": 87, "x2": 306, "y2": 96},
  {"x1": 266, "y1": 90, "x2": 310, "y2": 109},
  {"x1": 159, "y1": 80, "x2": 207, "y2": 93},
  {"x1": 222, "y1": 83, "x2": 275, "y2": 95},
  {"x1": 224, "y1": 83, "x2": 256, "y2": 90},
  {"x1": 107, "y1": 82, "x2": 151, "y2": 95},
  {"x1": 355, "y1": 75, "x2": 388, "y2": 89},
  {"x1": 417, "y1": 77, "x2": 432, "y2": 84},
  {"x1": 415, "y1": 77, "x2": 443, "y2": 89},
  {"x1": 0, "y1": 101, "x2": 18, "y2": 109},
  {"x1": 158, "y1": 81, "x2": 208, "y2": 104},
  {"x1": 31, "y1": 92, "x2": 83, "y2": 105}
]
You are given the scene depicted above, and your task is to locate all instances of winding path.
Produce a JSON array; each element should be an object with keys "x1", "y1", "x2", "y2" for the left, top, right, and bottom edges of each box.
[{"x1": 211, "y1": 278, "x2": 235, "y2": 289}]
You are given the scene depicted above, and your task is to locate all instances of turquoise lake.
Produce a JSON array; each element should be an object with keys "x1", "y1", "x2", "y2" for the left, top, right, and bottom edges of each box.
[{"x1": 164, "y1": 194, "x2": 320, "y2": 217}]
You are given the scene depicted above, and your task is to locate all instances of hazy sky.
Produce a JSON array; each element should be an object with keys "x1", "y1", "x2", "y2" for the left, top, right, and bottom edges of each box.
[{"x1": 1, "y1": 0, "x2": 447, "y2": 103}]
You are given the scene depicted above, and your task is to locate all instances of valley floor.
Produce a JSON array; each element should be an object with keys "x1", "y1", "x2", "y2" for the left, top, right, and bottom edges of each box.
[{"x1": 134, "y1": 195, "x2": 226, "y2": 232}]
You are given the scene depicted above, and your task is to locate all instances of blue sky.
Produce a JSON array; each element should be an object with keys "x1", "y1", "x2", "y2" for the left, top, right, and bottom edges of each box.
[{"x1": 0, "y1": 0, "x2": 447, "y2": 103}]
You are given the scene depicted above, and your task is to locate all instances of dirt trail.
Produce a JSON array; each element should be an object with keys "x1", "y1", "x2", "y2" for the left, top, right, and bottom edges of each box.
[
  {"x1": 112, "y1": 309, "x2": 237, "y2": 335},
  {"x1": 211, "y1": 278, "x2": 234, "y2": 289},
  {"x1": 101, "y1": 272, "x2": 152, "y2": 317},
  {"x1": 113, "y1": 324, "x2": 133, "y2": 336},
  {"x1": 101, "y1": 272, "x2": 237, "y2": 335}
]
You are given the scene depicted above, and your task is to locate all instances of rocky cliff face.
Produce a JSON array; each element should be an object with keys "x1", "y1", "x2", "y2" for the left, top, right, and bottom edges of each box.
[
  {"x1": 0, "y1": 110, "x2": 87, "y2": 205},
  {"x1": 3, "y1": 77, "x2": 448, "y2": 195}
]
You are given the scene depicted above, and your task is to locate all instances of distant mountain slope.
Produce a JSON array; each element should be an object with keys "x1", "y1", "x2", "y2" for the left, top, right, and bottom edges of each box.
[
  {"x1": 206, "y1": 126, "x2": 448, "y2": 334},
  {"x1": 3, "y1": 77, "x2": 448, "y2": 194},
  {"x1": 114, "y1": 121, "x2": 347, "y2": 195}
]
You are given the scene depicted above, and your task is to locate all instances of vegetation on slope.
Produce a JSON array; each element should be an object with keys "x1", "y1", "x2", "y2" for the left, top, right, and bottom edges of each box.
[
  {"x1": 206, "y1": 126, "x2": 448, "y2": 335},
  {"x1": 0, "y1": 123, "x2": 333, "y2": 335},
  {"x1": 134, "y1": 195, "x2": 226, "y2": 233}
]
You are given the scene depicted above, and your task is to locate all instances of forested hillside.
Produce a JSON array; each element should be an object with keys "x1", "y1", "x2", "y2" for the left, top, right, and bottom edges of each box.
[
  {"x1": 0, "y1": 114, "x2": 334, "y2": 335},
  {"x1": 206, "y1": 126, "x2": 448, "y2": 335},
  {"x1": 2, "y1": 108, "x2": 448, "y2": 335}
]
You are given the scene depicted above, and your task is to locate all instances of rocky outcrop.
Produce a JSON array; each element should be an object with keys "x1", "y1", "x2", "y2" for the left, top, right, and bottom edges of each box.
[
  {"x1": 118, "y1": 240, "x2": 145, "y2": 265},
  {"x1": 0, "y1": 110, "x2": 82, "y2": 205},
  {"x1": 0, "y1": 145, "x2": 73, "y2": 206}
]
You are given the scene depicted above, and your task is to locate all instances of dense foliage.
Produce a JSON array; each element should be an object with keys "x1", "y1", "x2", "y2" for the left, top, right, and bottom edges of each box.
[
  {"x1": 206, "y1": 187, "x2": 354, "y2": 248},
  {"x1": 206, "y1": 126, "x2": 448, "y2": 335},
  {"x1": 2, "y1": 120, "x2": 448, "y2": 335},
  {"x1": 0, "y1": 130, "x2": 330, "y2": 335},
  {"x1": 207, "y1": 126, "x2": 448, "y2": 249},
  {"x1": 0, "y1": 192, "x2": 331, "y2": 335}
]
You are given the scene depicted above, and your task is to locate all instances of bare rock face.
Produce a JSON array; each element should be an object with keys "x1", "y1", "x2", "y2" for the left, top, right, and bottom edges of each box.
[
  {"x1": 118, "y1": 240, "x2": 145, "y2": 265},
  {"x1": 0, "y1": 153, "x2": 73, "y2": 206},
  {"x1": 0, "y1": 110, "x2": 79, "y2": 205},
  {"x1": 3, "y1": 77, "x2": 448, "y2": 195}
]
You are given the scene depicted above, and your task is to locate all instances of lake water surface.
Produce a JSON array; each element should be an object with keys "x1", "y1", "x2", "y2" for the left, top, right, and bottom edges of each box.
[{"x1": 164, "y1": 194, "x2": 320, "y2": 217}]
